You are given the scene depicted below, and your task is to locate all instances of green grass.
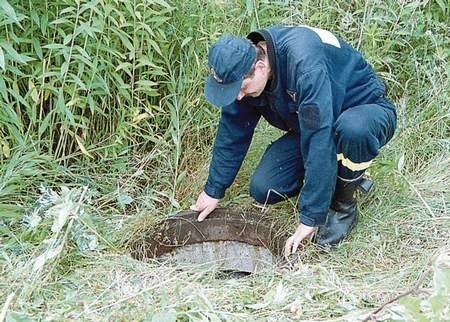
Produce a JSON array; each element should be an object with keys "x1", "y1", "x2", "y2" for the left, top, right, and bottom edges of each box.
[{"x1": 1, "y1": 0, "x2": 449, "y2": 321}]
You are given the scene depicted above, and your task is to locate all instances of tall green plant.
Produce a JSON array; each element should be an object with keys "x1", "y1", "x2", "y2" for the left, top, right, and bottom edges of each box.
[{"x1": 0, "y1": 0, "x2": 177, "y2": 159}]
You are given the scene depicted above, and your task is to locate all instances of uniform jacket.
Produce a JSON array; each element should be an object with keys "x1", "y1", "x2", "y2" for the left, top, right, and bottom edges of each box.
[{"x1": 204, "y1": 25, "x2": 388, "y2": 226}]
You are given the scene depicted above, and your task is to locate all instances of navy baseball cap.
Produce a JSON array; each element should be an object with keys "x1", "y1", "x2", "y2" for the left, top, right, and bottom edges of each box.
[{"x1": 204, "y1": 35, "x2": 257, "y2": 107}]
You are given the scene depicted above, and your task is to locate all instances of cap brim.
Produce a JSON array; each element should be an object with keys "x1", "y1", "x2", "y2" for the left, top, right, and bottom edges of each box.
[{"x1": 204, "y1": 75, "x2": 243, "y2": 107}]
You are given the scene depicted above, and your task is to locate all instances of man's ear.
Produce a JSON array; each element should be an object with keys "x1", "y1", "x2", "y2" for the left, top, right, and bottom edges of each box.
[{"x1": 255, "y1": 60, "x2": 267, "y2": 72}]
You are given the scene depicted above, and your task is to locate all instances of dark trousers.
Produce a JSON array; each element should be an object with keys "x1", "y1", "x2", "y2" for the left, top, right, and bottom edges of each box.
[{"x1": 249, "y1": 99, "x2": 397, "y2": 204}]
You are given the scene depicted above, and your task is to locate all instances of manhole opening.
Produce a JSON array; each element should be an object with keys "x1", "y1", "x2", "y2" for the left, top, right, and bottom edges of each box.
[{"x1": 131, "y1": 209, "x2": 289, "y2": 275}]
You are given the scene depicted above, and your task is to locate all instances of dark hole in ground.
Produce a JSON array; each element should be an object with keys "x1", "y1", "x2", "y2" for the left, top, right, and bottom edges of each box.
[{"x1": 131, "y1": 208, "x2": 290, "y2": 274}]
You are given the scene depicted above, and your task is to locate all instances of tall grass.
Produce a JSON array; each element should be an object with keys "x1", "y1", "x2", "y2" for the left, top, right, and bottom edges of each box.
[
  {"x1": 0, "y1": 0, "x2": 449, "y2": 320},
  {"x1": 1, "y1": 0, "x2": 174, "y2": 158}
]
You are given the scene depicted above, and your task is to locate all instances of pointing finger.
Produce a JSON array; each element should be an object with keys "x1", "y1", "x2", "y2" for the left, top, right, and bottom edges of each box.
[
  {"x1": 292, "y1": 238, "x2": 301, "y2": 254},
  {"x1": 197, "y1": 207, "x2": 212, "y2": 222},
  {"x1": 284, "y1": 237, "x2": 293, "y2": 258}
]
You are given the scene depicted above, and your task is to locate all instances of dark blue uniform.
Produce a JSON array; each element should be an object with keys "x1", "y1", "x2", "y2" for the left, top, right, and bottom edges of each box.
[{"x1": 204, "y1": 26, "x2": 397, "y2": 227}]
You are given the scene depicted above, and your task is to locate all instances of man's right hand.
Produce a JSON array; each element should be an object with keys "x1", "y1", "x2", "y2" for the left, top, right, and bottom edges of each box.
[{"x1": 190, "y1": 191, "x2": 219, "y2": 222}]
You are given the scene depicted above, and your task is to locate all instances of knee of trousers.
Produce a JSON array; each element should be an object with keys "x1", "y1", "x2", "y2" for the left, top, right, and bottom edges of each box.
[
  {"x1": 336, "y1": 121, "x2": 379, "y2": 157},
  {"x1": 249, "y1": 175, "x2": 284, "y2": 205},
  {"x1": 337, "y1": 121, "x2": 372, "y2": 143}
]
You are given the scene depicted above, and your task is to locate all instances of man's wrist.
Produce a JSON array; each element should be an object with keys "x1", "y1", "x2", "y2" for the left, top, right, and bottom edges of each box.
[
  {"x1": 204, "y1": 184, "x2": 225, "y2": 199},
  {"x1": 300, "y1": 211, "x2": 327, "y2": 227}
]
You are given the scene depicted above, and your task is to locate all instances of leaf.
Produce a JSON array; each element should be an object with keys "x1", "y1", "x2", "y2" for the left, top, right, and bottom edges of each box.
[
  {"x1": 115, "y1": 62, "x2": 132, "y2": 76},
  {"x1": 135, "y1": 57, "x2": 158, "y2": 68},
  {"x1": 75, "y1": 135, "x2": 93, "y2": 158},
  {"x1": 151, "y1": 0, "x2": 174, "y2": 10},
  {"x1": 133, "y1": 113, "x2": 150, "y2": 123},
  {"x1": 56, "y1": 88, "x2": 75, "y2": 124},
  {"x1": 28, "y1": 79, "x2": 39, "y2": 104},
  {"x1": 151, "y1": 309, "x2": 177, "y2": 322},
  {"x1": 68, "y1": 74, "x2": 87, "y2": 90},
  {"x1": 50, "y1": 17, "x2": 70, "y2": 25},
  {"x1": 148, "y1": 39, "x2": 163, "y2": 57},
  {"x1": 0, "y1": 46, "x2": 5, "y2": 70},
  {"x1": 397, "y1": 153, "x2": 405, "y2": 172},
  {"x1": 38, "y1": 109, "x2": 54, "y2": 137},
  {"x1": 1, "y1": 139, "x2": 10, "y2": 157},
  {"x1": 0, "y1": 77, "x2": 8, "y2": 102},
  {"x1": 59, "y1": 6, "x2": 76, "y2": 15},
  {"x1": 32, "y1": 243, "x2": 64, "y2": 272},
  {"x1": 40, "y1": 14, "x2": 48, "y2": 34},
  {"x1": 60, "y1": 61, "x2": 69, "y2": 78},
  {"x1": 31, "y1": 38, "x2": 43, "y2": 60},
  {"x1": 245, "y1": 0, "x2": 254, "y2": 14},
  {"x1": 30, "y1": 8, "x2": 39, "y2": 25},
  {"x1": 136, "y1": 80, "x2": 158, "y2": 87},
  {"x1": 0, "y1": 41, "x2": 34, "y2": 64},
  {"x1": 50, "y1": 202, "x2": 74, "y2": 233},
  {"x1": 111, "y1": 29, "x2": 134, "y2": 52},
  {"x1": 5, "y1": 311, "x2": 33, "y2": 322},
  {"x1": 0, "y1": 0, "x2": 19, "y2": 24},
  {"x1": 63, "y1": 33, "x2": 73, "y2": 45},
  {"x1": 8, "y1": 86, "x2": 30, "y2": 110},
  {"x1": 42, "y1": 44, "x2": 66, "y2": 50},
  {"x1": 181, "y1": 37, "x2": 192, "y2": 48},
  {"x1": 117, "y1": 191, "x2": 133, "y2": 206}
]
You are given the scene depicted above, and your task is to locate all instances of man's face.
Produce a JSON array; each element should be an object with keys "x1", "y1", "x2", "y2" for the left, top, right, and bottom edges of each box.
[{"x1": 236, "y1": 61, "x2": 269, "y2": 101}]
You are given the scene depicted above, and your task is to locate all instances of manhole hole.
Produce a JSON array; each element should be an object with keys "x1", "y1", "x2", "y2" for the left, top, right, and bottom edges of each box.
[{"x1": 131, "y1": 208, "x2": 290, "y2": 274}]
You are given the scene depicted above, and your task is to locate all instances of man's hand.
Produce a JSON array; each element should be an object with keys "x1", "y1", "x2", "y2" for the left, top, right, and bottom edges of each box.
[
  {"x1": 284, "y1": 223, "x2": 317, "y2": 258},
  {"x1": 190, "y1": 191, "x2": 219, "y2": 222}
]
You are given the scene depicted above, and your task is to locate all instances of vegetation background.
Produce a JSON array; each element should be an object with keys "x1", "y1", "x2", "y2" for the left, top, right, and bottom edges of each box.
[{"x1": 0, "y1": 0, "x2": 449, "y2": 321}]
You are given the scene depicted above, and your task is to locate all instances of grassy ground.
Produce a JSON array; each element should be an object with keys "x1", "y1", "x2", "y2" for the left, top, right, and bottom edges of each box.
[{"x1": 1, "y1": 0, "x2": 449, "y2": 321}]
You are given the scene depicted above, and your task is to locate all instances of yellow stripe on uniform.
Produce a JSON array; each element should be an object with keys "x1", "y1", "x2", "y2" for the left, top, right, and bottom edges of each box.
[{"x1": 337, "y1": 153, "x2": 372, "y2": 171}]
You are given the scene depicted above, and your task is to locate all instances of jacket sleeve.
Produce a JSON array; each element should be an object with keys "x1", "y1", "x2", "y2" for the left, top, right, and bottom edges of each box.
[
  {"x1": 204, "y1": 101, "x2": 261, "y2": 199},
  {"x1": 296, "y1": 67, "x2": 337, "y2": 227}
]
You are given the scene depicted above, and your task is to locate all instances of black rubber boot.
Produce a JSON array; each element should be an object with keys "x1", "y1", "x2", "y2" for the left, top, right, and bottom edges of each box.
[{"x1": 316, "y1": 177, "x2": 373, "y2": 246}]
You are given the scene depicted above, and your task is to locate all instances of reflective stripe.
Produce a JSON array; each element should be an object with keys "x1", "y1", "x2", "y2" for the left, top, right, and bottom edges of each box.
[
  {"x1": 337, "y1": 153, "x2": 372, "y2": 171},
  {"x1": 337, "y1": 173, "x2": 364, "y2": 182},
  {"x1": 301, "y1": 25, "x2": 341, "y2": 48}
]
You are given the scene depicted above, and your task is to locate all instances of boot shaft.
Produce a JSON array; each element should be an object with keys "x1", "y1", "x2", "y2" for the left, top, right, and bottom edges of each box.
[
  {"x1": 332, "y1": 177, "x2": 373, "y2": 210},
  {"x1": 333, "y1": 178, "x2": 360, "y2": 204},
  {"x1": 333, "y1": 176, "x2": 373, "y2": 201}
]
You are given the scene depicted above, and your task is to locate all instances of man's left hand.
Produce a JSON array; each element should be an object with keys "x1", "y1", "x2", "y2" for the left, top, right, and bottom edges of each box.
[{"x1": 284, "y1": 223, "x2": 317, "y2": 258}]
